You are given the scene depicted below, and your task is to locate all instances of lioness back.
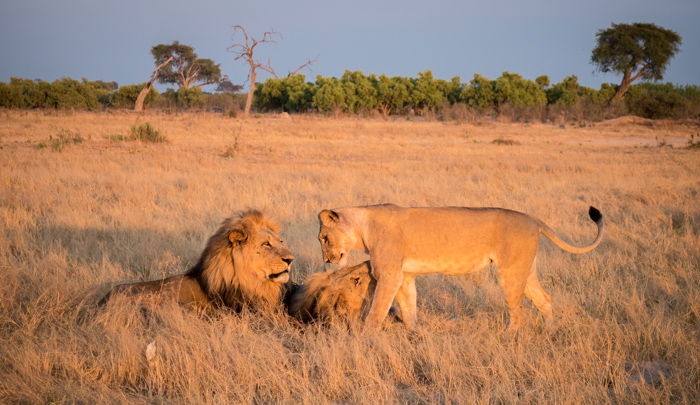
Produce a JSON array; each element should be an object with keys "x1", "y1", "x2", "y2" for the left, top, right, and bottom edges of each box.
[{"x1": 364, "y1": 206, "x2": 539, "y2": 275}]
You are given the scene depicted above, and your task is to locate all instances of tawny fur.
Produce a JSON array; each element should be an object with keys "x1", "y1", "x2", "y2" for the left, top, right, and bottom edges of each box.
[
  {"x1": 100, "y1": 210, "x2": 294, "y2": 312},
  {"x1": 288, "y1": 261, "x2": 375, "y2": 324},
  {"x1": 318, "y1": 204, "x2": 604, "y2": 330}
]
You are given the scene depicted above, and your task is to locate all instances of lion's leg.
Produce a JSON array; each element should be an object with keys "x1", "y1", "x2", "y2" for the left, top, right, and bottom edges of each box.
[
  {"x1": 497, "y1": 259, "x2": 534, "y2": 331},
  {"x1": 395, "y1": 274, "x2": 417, "y2": 328},
  {"x1": 524, "y1": 258, "x2": 553, "y2": 321},
  {"x1": 365, "y1": 262, "x2": 404, "y2": 329}
]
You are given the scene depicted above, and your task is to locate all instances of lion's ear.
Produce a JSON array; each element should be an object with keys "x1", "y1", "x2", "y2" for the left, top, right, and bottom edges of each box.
[
  {"x1": 229, "y1": 228, "x2": 248, "y2": 246},
  {"x1": 319, "y1": 209, "x2": 340, "y2": 226}
]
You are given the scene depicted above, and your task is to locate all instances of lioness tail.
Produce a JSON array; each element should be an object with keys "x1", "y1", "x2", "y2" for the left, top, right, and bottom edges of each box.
[{"x1": 539, "y1": 206, "x2": 604, "y2": 254}]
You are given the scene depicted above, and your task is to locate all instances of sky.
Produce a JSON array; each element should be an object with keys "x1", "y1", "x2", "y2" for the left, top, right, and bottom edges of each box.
[{"x1": 1, "y1": 0, "x2": 698, "y2": 91}]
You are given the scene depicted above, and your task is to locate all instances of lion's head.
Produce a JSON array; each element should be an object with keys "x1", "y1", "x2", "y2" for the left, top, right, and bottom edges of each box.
[
  {"x1": 317, "y1": 209, "x2": 360, "y2": 267},
  {"x1": 189, "y1": 210, "x2": 294, "y2": 311},
  {"x1": 288, "y1": 261, "x2": 375, "y2": 323}
]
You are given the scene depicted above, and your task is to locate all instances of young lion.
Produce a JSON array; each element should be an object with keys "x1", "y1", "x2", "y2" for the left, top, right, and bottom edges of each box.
[{"x1": 317, "y1": 204, "x2": 604, "y2": 330}]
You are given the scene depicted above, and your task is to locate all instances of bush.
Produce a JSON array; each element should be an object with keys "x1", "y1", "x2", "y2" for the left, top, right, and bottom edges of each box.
[
  {"x1": 157, "y1": 88, "x2": 204, "y2": 109},
  {"x1": 101, "y1": 83, "x2": 159, "y2": 109},
  {"x1": 130, "y1": 123, "x2": 167, "y2": 143},
  {"x1": 493, "y1": 72, "x2": 547, "y2": 109},
  {"x1": 255, "y1": 75, "x2": 314, "y2": 112},
  {"x1": 36, "y1": 128, "x2": 85, "y2": 152},
  {"x1": 625, "y1": 83, "x2": 691, "y2": 119}
]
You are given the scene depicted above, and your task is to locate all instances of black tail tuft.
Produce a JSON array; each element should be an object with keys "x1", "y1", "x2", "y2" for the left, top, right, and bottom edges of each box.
[{"x1": 588, "y1": 206, "x2": 602, "y2": 223}]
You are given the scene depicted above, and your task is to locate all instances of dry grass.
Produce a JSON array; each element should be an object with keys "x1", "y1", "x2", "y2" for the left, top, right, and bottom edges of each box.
[{"x1": 1, "y1": 110, "x2": 699, "y2": 404}]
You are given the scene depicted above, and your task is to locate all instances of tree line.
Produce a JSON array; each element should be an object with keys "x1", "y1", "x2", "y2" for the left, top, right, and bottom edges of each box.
[
  {"x1": 253, "y1": 71, "x2": 700, "y2": 120},
  {"x1": 1, "y1": 22, "x2": 696, "y2": 120},
  {"x1": 1, "y1": 72, "x2": 698, "y2": 121},
  {"x1": 0, "y1": 77, "x2": 239, "y2": 112}
]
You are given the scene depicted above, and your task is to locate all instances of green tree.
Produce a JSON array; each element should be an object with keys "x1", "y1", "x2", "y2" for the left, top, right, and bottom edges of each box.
[
  {"x1": 591, "y1": 23, "x2": 682, "y2": 104},
  {"x1": 442, "y1": 76, "x2": 463, "y2": 104},
  {"x1": 255, "y1": 75, "x2": 314, "y2": 112},
  {"x1": 312, "y1": 76, "x2": 346, "y2": 113},
  {"x1": 493, "y1": 72, "x2": 546, "y2": 108},
  {"x1": 44, "y1": 78, "x2": 106, "y2": 110},
  {"x1": 411, "y1": 70, "x2": 445, "y2": 112},
  {"x1": 546, "y1": 75, "x2": 584, "y2": 106},
  {"x1": 461, "y1": 74, "x2": 496, "y2": 110},
  {"x1": 373, "y1": 74, "x2": 410, "y2": 116},
  {"x1": 341, "y1": 71, "x2": 377, "y2": 113},
  {"x1": 2, "y1": 78, "x2": 48, "y2": 108},
  {"x1": 151, "y1": 41, "x2": 222, "y2": 90},
  {"x1": 535, "y1": 75, "x2": 550, "y2": 90}
]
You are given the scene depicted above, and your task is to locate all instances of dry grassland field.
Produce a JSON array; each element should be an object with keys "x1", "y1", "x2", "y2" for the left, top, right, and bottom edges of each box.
[{"x1": 1, "y1": 110, "x2": 699, "y2": 404}]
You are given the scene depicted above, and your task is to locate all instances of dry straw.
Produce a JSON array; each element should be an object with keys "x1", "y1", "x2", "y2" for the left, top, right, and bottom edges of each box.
[{"x1": 0, "y1": 111, "x2": 698, "y2": 403}]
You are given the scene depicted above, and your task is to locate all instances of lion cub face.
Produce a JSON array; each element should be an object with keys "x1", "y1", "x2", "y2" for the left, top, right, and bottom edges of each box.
[
  {"x1": 318, "y1": 209, "x2": 357, "y2": 267},
  {"x1": 230, "y1": 226, "x2": 294, "y2": 284}
]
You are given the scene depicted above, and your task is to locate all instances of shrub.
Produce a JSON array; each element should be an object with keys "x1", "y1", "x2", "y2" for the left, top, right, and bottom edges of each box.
[
  {"x1": 461, "y1": 74, "x2": 497, "y2": 111},
  {"x1": 130, "y1": 123, "x2": 167, "y2": 143},
  {"x1": 35, "y1": 128, "x2": 84, "y2": 152},
  {"x1": 625, "y1": 83, "x2": 690, "y2": 119},
  {"x1": 101, "y1": 83, "x2": 160, "y2": 109},
  {"x1": 255, "y1": 75, "x2": 314, "y2": 112}
]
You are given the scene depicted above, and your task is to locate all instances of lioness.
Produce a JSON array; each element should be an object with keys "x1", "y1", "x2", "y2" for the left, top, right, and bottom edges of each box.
[
  {"x1": 318, "y1": 204, "x2": 604, "y2": 330},
  {"x1": 100, "y1": 210, "x2": 294, "y2": 312}
]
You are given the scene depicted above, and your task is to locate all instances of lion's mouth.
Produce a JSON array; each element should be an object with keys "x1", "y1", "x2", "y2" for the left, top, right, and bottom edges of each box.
[
  {"x1": 325, "y1": 252, "x2": 345, "y2": 264},
  {"x1": 268, "y1": 269, "x2": 289, "y2": 280}
]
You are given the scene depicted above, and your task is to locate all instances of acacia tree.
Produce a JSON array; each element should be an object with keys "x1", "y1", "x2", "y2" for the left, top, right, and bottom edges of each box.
[
  {"x1": 591, "y1": 23, "x2": 681, "y2": 104},
  {"x1": 134, "y1": 56, "x2": 173, "y2": 111},
  {"x1": 151, "y1": 41, "x2": 222, "y2": 90}
]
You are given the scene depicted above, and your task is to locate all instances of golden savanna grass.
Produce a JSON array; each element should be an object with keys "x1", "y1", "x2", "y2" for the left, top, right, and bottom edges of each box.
[{"x1": 1, "y1": 110, "x2": 699, "y2": 403}]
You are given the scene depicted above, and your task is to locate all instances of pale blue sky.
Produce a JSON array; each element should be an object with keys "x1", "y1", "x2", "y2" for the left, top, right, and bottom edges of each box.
[{"x1": 1, "y1": 0, "x2": 698, "y2": 90}]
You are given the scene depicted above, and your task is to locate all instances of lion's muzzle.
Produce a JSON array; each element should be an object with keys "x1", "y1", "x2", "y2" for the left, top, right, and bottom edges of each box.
[
  {"x1": 268, "y1": 269, "x2": 290, "y2": 283},
  {"x1": 268, "y1": 255, "x2": 293, "y2": 283},
  {"x1": 324, "y1": 252, "x2": 345, "y2": 265}
]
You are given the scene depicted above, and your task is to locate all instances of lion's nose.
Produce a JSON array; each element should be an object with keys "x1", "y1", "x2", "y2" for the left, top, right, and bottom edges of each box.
[{"x1": 282, "y1": 257, "x2": 294, "y2": 265}]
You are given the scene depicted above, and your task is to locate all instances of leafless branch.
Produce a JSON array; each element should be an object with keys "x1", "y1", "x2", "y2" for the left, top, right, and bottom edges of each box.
[
  {"x1": 258, "y1": 58, "x2": 278, "y2": 78},
  {"x1": 287, "y1": 56, "x2": 318, "y2": 77}
]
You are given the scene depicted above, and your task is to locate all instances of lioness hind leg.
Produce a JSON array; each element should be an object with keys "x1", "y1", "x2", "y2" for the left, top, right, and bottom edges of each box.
[
  {"x1": 395, "y1": 275, "x2": 417, "y2": 328},
  {"x1": 497, "y1": 262, "x2": 532, "y2": 331},
  {"x1": 524, "y1": 259, "x2": 553, "y2": 321}
]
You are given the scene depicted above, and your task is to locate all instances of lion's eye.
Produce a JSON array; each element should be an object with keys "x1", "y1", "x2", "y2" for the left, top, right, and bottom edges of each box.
[{"x1": 262, "y1": 241, "x2": 272, "y2": 248}]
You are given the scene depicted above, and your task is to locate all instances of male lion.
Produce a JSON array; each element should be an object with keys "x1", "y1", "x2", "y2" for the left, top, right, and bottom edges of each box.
[
  {"x1": 100, "y1": 210, "x2": 294, "y2": 312},
  {"x1": 318, "y1": 204, "x2": 604, "y2": 330},
  {"x1": 287, "y1": 261, "x2": 375, "y2": 323}
]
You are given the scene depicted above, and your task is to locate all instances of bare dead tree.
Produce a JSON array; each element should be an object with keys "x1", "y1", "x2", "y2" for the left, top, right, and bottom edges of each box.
[
  {"x1": 228, "y1": 25, "x2": 280, "y2": 116},
  {"x1": 286, "y1": 57, "x2": 318, "y2": 78},
  {"x1": 134, "y1": 56, "x2": 174, "y2": 112}
]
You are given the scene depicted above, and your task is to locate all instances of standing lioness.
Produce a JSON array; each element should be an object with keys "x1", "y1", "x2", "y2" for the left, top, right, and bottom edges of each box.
[{"x1": 318, "y1": 204, "x2": 604, "y2": 330}]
